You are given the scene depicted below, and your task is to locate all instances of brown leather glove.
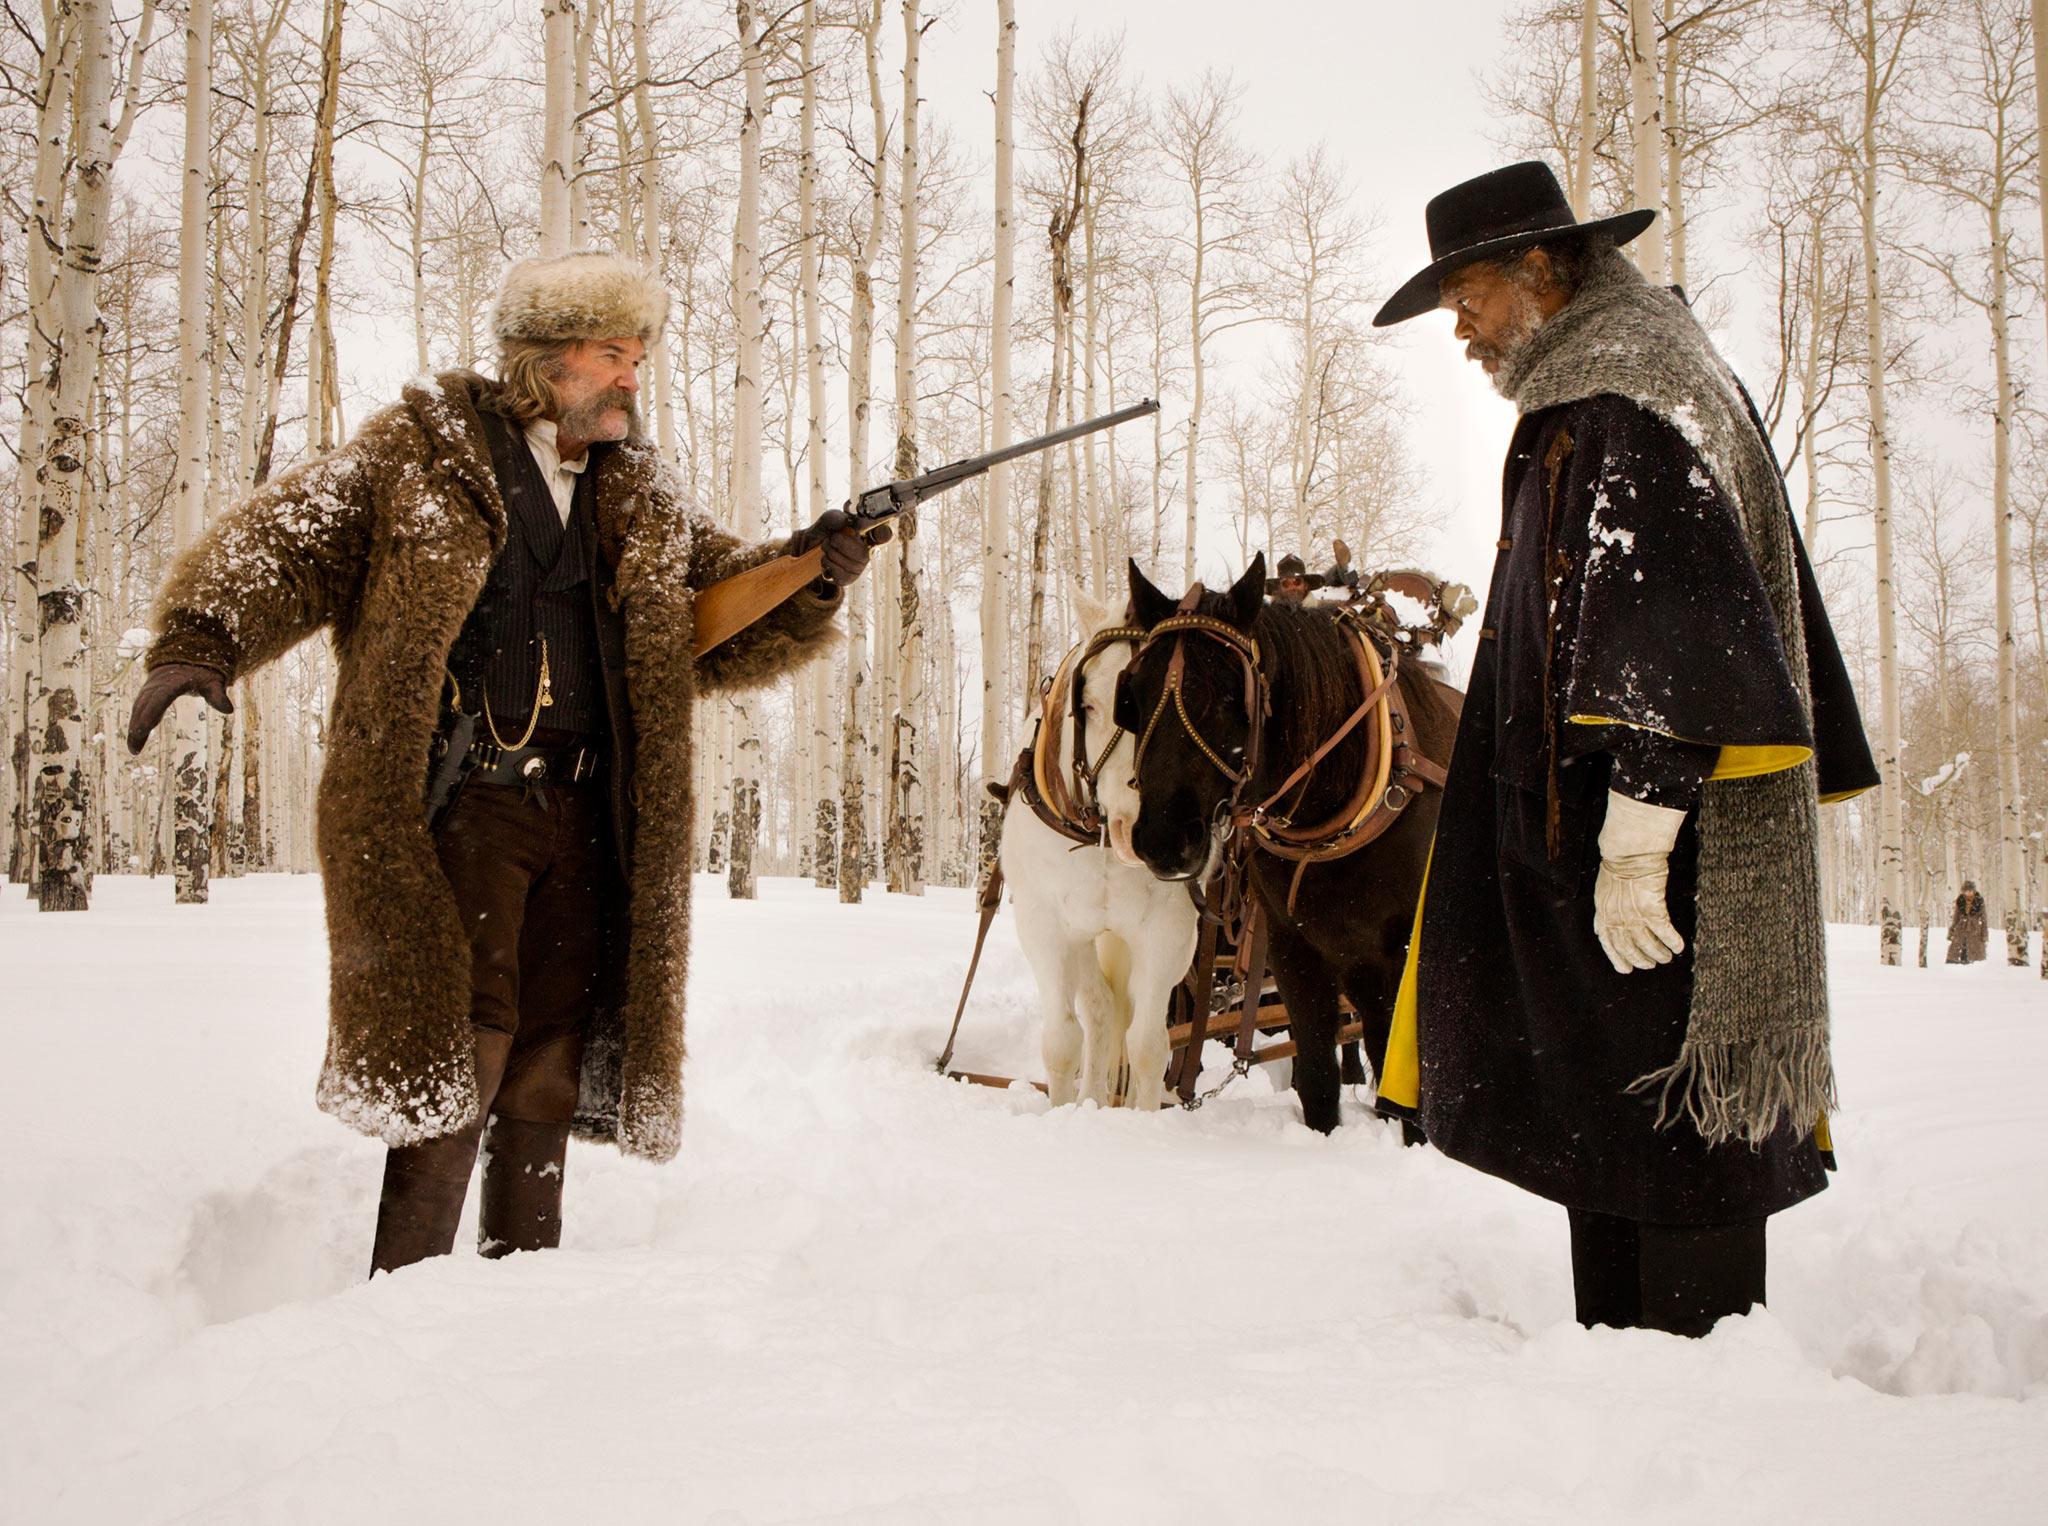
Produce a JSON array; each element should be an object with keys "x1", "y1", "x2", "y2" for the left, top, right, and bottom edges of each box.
[
  {"x1": 792, "y1": 509, "x2": 890, "y2": 586},
  {"x1": 127, "y1": 662, "x2": 233, "y2": 755}
]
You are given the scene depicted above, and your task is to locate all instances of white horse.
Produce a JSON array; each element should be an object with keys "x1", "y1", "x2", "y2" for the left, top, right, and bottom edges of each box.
[{"x1": 1000, "y1": 595, "x2": 1199, "y2": 1111}]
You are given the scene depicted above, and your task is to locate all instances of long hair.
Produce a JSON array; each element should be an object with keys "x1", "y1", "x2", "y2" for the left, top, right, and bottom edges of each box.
[{"x1": 495, "y1": 337, "x2": 570, "y2": 424}]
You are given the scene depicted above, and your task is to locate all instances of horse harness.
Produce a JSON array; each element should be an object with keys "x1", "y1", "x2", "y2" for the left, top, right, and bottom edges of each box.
[
  {"x1": 1005, "y1": 623, "x2": 1147, "y2": 848},
  {"x1": 936, "y1": 624, "x2": 1146, "y2": 1075},
  {"x1": 1124, "y1": 585, "x2": 1448, "y2": 913}
]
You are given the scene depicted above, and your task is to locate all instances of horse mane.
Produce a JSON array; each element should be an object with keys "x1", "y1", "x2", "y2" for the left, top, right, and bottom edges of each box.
[{"x1": 1184, "y1": 590, "x2": 1463, "y2": 788}]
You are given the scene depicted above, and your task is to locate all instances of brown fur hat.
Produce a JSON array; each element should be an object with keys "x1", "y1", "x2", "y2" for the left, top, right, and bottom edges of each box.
[{"x1": 490, "y1": 251, "x2": 669, "y2": 346}]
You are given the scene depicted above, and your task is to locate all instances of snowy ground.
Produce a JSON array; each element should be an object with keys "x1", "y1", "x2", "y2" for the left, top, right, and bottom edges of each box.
[{"x1": 3, "y1": 874, "x2": 2044, "y2": 1525}]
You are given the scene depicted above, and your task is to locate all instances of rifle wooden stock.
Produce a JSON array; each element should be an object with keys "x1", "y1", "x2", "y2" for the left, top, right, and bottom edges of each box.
[{"x1": 691, "y1": 545, "x2": 828, "y2": 658}]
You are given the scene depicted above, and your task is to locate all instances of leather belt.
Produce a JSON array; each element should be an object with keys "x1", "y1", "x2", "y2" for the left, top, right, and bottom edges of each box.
[{"x1": 465, "y1": 736, "x2": 605, "y2": 786}]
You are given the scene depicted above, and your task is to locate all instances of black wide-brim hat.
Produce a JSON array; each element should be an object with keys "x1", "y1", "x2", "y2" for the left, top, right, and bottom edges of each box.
[{"x1": 1372, "y1": 161, "x2": 1654, "y2": 327}]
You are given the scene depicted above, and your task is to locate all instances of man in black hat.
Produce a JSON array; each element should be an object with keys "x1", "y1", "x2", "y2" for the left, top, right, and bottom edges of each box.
[
  {"x1": 1371, "y1": 162, "x2": 1876, "y2": 1335},
  {"x1": 1266, "y1": 554, "x2": 1323, "y2": 604}
]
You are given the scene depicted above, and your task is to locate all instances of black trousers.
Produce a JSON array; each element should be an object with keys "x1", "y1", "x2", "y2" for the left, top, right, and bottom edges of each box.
[
  {"x1": 1567, "y1": 1209, "x2": 1767, "y2": 1337},
  {"x1": 369, "y1": 771, "x2": 622, "y2": 1274}
]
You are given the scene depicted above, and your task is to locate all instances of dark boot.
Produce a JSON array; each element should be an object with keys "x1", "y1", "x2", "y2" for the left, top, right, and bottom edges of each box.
[
  {"x1": 370, "y1": 1127, "x2": 483, "y2": 1276},
  {"x1": 1636, "y1": 1219, "x2": 1766, "y2": 1338},
  {"x1": 1568, "y1": 1208, "x2": 1644, "y2": 1330},
  {"x1": 477, "y1": 1117, "x2": 570, "y2": 1258}
]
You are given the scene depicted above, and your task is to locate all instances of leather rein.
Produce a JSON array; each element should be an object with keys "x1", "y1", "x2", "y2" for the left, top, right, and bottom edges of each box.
[{"x1": 1127, "y1": 586, "x2": 1448, "y2": 910}]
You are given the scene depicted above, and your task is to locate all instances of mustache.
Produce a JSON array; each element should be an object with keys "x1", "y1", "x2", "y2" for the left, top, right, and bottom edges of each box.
[{"x1": 559, "y1": 388, "x2": 638, "y2": 434}]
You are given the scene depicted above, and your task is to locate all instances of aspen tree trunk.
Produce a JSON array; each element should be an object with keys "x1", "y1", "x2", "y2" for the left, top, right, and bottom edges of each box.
[
  {"x1": 1184, "y1": 176, "x2": 1204, "y2": 582},
  {"x1": 1573, "y1": 0, "x2": 1598, "y2": 216},
  {"x1": 727, "y1": 0, "x2": 770, "y2": 901},
  {"x1": 1801, "y1": 206, "x2": 1827, "y2": 547},
  {"x1": 1857, "y1": 0, "x2": 1906, "y2": 960},
  {"x1": 1081, "y1": 190, "x2": 1104, "y2": 604},
  {"x1": 2032, "y1": 0, "x2": 2048, "y2": 955},
  {"x1": 1988, "y1": 187, "x2": 2026, "y2": 961},
  {"x1": 208, "y1": 202, "x2": 240, "y2": 879},
  {"x1": 540, "y1": 0, "x2": 576, "y2": 256},
  {"x1": 798, "y1": 0, "x2": 837, "y2": 887},
  {"x1": 10, "y1": 12, "x2": 80, "y2": 884},
  {"x1": 1149, "y1": 296, "x2": 1167, "y2": 564},
  {"x1": 1661, "y1": 9, "x2": 1686, "y2": 292},
  {"x1": 569, "y1": 4, "x2": 594, "y2": 249},
  {"x1": 1626, "y1": 0, "x2": 1667, "y2": 283},
  {"x1": 885, "y1": 0, "x2": 925, "y2": 896},
  {"x1": 307, "y1": 0, "x2": 343, "y2": 454},
  {"x1": 409, "y1": 73, "x2": 434, "y2": 372},
  {"x1": 979, "y1": 0, "x2": 1018, "y2": 887},
  {"x1": 838, "y1": 0, "x2": 888, "y2": 904},
  {"x1": 170, "y1": 0, "x2": 215, "y2": 904},
  {"x1": 32, "y1": 0, "x2": 119, "y2": 911},
  {"x1": 633, "y1": 0, "x2": 677, "y2": 460},
  {"x1": 236, "y1": 2, "x2": 284, "y2": 492}
]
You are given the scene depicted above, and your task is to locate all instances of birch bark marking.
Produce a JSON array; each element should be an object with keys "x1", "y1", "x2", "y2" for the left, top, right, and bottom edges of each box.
[
  {"x1": 540, "y1": 0, "x2": 576, "y2": 256},
  {"x1": 33, "y1": 0, "x2": 119, "y2": 911},
  {"x1": 1626, "y1": 0, "x2": 1667, "y2": 283},
  {"x1": 727, "y1": 0, "x2": 770, "y2": 901},
  {"x1": 169, "y1": 0, "x2": 213, "y2": 901},
  {"x1": 979, "y1": 0, "x2": 1017, "y2": 886},
  {"x1": 797, "y1": 0, "x2": 837, "y2": 886},
  {"x1": 633, "y1": 0, "x2": 677, "y2": 460},
  {"x1": 307, "y1": 0, "x2": 344, "y2": 453},
  {"x1": 1572, "y1": 0, "x2": 1598, "y2": 216},
  {"x1": 839, "y1": 0, "x2": 889, "y2": 904},
  {"x1": 1857, "y1": 0, "x2": 1906, "y2": 962},
  {"x1": 9, "y1": 12, "x2": 79, "y2": 883},
  {"x1": 885, "y1": 0, "x2": 926, "y2": 896},
  {"x1": 569, "y1": 2, "x2": 595, "y2": 251},
  {"x1": 1661, "y1": 1, "x2": 1687, "y2": 292}
]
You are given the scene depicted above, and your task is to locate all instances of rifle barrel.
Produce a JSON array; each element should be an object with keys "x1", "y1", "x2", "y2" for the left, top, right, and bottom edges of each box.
[{"x1": 858, "y1": 398, "x2": 1159, "y2": 517}]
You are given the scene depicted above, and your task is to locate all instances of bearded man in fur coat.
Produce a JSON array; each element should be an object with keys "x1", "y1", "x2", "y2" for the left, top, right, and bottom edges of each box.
[
  {"x1": 127, "y1": 252, "x2": 878, "y2": 1274},
  {"x1": 1371, "y1": 164, "x2": 1877, "y2": 1336}
]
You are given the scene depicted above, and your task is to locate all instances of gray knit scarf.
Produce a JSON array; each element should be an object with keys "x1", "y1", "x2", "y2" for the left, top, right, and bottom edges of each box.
[{"x1": 1500, "y1": 248, "x2": 1836, "y2": 1148}]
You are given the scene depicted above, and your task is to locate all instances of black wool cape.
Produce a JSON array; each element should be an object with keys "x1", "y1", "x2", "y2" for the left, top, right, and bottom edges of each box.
[{"x1": 1382, "y1": 391, "x2": 1874, "y2": 1225}]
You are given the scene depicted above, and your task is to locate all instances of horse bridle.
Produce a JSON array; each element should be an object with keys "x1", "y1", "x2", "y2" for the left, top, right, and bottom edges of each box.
[
  {"x1": 1122, "y1": 588, "x2": 1442, "y2": 906},
  {"x1": 1065, "y1": 624, "x2": 1146, "y2": 827},
  {"x1": 1125, "y1": 586, "x2": 1271, "y2": 851}
]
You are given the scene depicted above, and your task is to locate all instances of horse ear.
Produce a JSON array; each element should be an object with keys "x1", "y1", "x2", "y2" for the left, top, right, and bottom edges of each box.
[
  {"x1": 1127, "y1": 558, "x2": 1174, "y2": 628},
  {"x1": 1073, "y1": 588, "x2": 1109, "y2": 636},
  {"x1": 1226, "y1": 554, "x2": 1266, "y2": 630}
]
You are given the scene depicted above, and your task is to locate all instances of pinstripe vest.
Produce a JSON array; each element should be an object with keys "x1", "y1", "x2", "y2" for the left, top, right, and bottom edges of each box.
[{"x1": 448, "y1": 410, "x2": 606, "y2": 740}]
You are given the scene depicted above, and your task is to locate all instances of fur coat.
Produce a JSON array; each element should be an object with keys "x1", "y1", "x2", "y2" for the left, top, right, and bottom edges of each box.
[{"x1": 146, "y1": 370, "x2": 840, "y2": 1162}]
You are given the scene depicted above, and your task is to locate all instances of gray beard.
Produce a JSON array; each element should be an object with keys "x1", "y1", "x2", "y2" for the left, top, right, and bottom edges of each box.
[
  {"x1": 558, "y1": 392, "x2": 639, "y2": 443},
  {"x1": 1483, "y1": 299, "x2": 1551, "y2": 398}
]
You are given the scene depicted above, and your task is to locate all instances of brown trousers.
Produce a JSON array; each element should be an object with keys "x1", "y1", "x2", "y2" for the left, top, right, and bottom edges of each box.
[{"x1": 370, "y1": 771, "x2": 622, "y2": 1273}]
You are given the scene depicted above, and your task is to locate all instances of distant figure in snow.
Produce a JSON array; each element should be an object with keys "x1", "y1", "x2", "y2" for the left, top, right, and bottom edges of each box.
[
  {"x1": 1947, "y1": 882, "x2": 1989, "y2": 965},
  {"x1": 127, "y1": 253, "x2": 877, "y2": 1276},
  {"x1": 1371, "y1": 162, "x2": 1878, "y2": 1336}
]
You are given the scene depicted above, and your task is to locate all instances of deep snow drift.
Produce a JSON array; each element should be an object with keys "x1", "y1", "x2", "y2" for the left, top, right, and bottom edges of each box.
[{"x1": 3, "y1": 873, "x2": 2043, "y2": 1524}]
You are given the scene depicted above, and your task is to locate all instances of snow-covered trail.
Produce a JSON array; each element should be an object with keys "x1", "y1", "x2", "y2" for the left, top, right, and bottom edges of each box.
[{"x1": 3, "y1": 875, "x2": 2043, "y2": 1524}]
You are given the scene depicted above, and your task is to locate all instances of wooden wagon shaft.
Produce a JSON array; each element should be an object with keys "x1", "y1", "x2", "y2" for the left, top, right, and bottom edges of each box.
[
  {"x1": 940, "y1": 1020, "x2": 1367, "y2": 1102},
  {"x1": 1164, "y1": 994, "x2": 1357, "y2": 1048}
]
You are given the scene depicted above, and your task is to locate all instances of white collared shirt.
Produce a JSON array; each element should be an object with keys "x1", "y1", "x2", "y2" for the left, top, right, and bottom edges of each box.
[{"x1": 522, "y1": 418, "x2": 589, "y2": 525}]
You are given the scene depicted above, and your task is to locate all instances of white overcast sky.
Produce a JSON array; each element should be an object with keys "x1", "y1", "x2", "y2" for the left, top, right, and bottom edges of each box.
[{"x1": 916, "y1": 0, "x2": 1537, "y2": 613}]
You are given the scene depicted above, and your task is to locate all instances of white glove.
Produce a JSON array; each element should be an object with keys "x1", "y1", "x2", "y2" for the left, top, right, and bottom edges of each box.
[{"x1": 1593, "y1": 790, "x2": 1687, "y2": 975}]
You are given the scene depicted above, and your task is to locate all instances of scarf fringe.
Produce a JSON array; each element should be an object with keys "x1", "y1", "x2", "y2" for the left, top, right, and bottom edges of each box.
[{"x1": 1628, "y1": 1029, "x2": 1838, "y2": 1148}]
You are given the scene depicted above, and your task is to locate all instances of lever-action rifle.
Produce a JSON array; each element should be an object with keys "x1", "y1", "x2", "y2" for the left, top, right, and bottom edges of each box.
[{"x1": 692, "y1": 398, "x2": 1161, "y2": 657}]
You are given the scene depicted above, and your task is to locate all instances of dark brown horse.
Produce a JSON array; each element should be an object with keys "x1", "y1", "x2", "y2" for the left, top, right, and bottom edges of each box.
[{"x1": 1112, "y1": 555, "x2": 1461, "y2": 1133}]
